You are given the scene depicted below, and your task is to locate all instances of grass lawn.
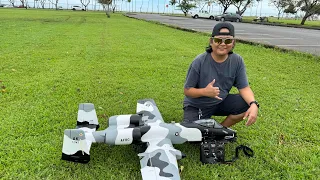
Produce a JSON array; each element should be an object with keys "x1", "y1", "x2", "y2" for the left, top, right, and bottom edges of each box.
[{"x1": 0, "y1": 9, "x2": 320, "y2": 179}]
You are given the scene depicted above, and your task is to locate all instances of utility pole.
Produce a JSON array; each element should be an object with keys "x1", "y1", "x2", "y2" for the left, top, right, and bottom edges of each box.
[
  {"x1": 91, "y1": 0, "x2": 94, "y2": 10},
  {"x1": 260, "y1": 0, "x2": 263, "y2": 17},
  {"x1": 163, "y1": 0, "x2": 165, "y2": 13}
]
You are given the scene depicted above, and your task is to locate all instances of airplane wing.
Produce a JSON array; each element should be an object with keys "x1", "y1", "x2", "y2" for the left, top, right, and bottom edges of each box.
[
  {"x1": 137, "y1": 99, "x2": 164, "y2": 123},
  {"x1": 138, "y1": 138, "x2": 184, "y2": 180}
]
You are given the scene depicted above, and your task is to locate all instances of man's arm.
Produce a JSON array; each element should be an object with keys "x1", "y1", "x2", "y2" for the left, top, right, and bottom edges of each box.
[
  {"x1": 238, "y1": 86, "x2": 256, "y2": 105},
  {"x1": 184, "y1": 87, "x2": 205, "y2": 98},
  {"x1": 184, "y1": 79, "x2": 222, "y2": 100},
  {"x1": 239, "y1": 86, "x2": 259, "y2": 126}
]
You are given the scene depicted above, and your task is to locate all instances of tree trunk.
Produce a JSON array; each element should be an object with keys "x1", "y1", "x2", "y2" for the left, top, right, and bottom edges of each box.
[
  {"x1": 239, "y1": 7, "x2": 247, "y2": 16},
  {"x1": 223, "y1": 6, "x2": 228, "y2": 13},
  {"x1": 106, "y1": 5, "x2": 111, "y2": 18},
  {"x1": 239, "y1": 0, "x2": 251, "y2": 16},
  {"x1": 301, "y1": 16, "x2": 307, "y2": 25},
  {"x1": 236, "y1": 7, "x2": 240, "y2": 14},
  {"x1": 300, "y1": 13, "x2": 311, "y2": 25},
  {"x1": 278, "y1": 12, "x2": 280, "y2": 20},
  {"x1": 172, "y1": 4, "x2": 174, "y2": 14}
]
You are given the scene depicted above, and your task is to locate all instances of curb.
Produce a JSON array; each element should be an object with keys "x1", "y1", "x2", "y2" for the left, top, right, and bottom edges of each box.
[{"x1": 124, "y1": 13, "x2": 320, "y2": 58}]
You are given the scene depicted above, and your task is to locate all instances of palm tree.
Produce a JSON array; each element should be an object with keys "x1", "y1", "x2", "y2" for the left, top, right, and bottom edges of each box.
[
  {"x1": 256, "y1": 0, "x2": 261, "y2": 16},
  {"x1": 259, "y1": 0, "x2": 263, "y2": 17},
  {"x1": 121, "y1": 0, "x2": 124, "y2": 11},
  {"x1": 169, "y1": 0, "x2": 177, "y2": 14},
  {"x1": 140, "y1": 0, "x2": 143, "y2": 12},
  {"x1": 127, "y1": 0, "x2": 131, "y2": 12}
]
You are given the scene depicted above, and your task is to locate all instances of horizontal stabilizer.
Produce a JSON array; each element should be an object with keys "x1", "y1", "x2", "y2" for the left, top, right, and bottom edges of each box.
[
  {"x1": 77, "y1": 103, "x2": 99, "y2": 130},
  {"x1": 62, "y1": 129, "x2": 90, "y2": 163}
]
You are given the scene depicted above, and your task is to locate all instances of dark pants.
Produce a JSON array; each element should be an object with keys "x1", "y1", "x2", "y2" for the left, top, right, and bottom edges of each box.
[{"x1": 183, "y1": 94, "x2": 249, "y2": 123}]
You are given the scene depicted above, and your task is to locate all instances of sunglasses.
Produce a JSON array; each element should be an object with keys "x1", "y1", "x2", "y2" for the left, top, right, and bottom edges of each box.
[{"x1": 212, "y1": 37, "x2": 234, "y2": 45}]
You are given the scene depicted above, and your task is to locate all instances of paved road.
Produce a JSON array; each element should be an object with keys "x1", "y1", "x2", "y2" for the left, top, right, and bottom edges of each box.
[{"x1": 127, "y1": 13, "x2": 320, "y2": 56}]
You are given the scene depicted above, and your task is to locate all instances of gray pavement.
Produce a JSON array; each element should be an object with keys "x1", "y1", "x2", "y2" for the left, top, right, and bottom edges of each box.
[{"x1": 127, "y1": 13, "x2": 320, "y2": 56}]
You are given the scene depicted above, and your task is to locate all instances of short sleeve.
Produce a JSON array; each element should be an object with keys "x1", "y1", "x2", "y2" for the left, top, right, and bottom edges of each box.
[
  {"x1": 184, "y1": 64, "x2": 200, "y2": 89},
  {"x1": 234, "y1": 57, "x2": 249, "y2": 89}
]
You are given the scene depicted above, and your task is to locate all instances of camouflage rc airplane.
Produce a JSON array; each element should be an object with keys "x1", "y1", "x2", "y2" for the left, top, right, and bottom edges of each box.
[{"x1": 62, "y1": 99, "x2": 238, "y2": 180}]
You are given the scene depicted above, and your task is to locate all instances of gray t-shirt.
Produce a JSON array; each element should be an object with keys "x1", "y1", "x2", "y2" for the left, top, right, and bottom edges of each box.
[{"x1": 184, "y1": 52, "x2": 248, "y2": 108}]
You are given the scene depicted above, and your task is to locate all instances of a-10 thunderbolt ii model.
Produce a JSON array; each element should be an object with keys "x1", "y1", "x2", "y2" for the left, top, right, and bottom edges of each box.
[{"x1": 62, "y1": 99, "x2": 243, "y2": 180}]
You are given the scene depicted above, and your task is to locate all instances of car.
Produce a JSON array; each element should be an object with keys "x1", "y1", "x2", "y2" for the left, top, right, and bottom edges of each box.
[
  {"x1": 190, "y1": 10, "x2": 215, "y2": 20},
  {"x1": 71, "y1": 5, "x2": 84, "y2": 11},
  {"x1": 3, "y1": 4, "x2": 14, "y2": 8},
  {"x1": 215, "y1": 12, "x2": 242, "y2": 22}
]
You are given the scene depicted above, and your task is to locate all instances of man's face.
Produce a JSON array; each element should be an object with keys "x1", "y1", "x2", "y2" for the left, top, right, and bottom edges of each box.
[{"x1": 210, "y1": 28, "x2": 234, "y2": 56}]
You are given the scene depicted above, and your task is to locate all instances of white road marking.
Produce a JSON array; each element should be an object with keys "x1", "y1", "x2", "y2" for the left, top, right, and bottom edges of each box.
[
  {"x1": 276, "y1": 45, "x2": 320, "y2": 47},
  {"x1": 243, "y1": 38, "x2": 300, "y2": 39},
  {"x1": 237, "y1": 33, "x2": 273, "y2": 36}
]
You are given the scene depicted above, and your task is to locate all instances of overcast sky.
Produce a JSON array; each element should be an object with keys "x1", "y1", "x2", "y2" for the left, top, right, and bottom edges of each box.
[{"x1": 0, "y1": 0, "x2": 298, "y2": 17}]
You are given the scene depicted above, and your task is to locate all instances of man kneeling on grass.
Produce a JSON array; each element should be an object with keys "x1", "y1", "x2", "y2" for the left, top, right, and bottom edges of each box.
[{"x1": 183, "y1": 22, "x2": 259, "y2": 127}]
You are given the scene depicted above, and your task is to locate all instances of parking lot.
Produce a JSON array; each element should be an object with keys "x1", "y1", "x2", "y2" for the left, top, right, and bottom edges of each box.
[{"x1": 127, "y1": 13, "x2": 320, "y2": 56}]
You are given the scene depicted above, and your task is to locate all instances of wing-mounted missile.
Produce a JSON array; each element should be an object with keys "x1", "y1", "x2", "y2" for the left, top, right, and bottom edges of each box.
[{"x1": 62, "y1": 103, "x2": 100, "y2": 163}]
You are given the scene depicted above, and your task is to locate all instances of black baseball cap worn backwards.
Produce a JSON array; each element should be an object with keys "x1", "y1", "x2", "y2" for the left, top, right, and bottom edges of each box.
[{"x1": 211, "y1": 22, "x2": 235, "y2": 37}]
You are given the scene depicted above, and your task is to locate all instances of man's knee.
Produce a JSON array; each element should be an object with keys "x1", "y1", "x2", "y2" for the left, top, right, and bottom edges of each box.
[
  {"x1": 183, "y1": 112, "x2": 199, "y2": 123},
  {"x1": 183, "y1": 106, "x2": 213, "y2": 123}
]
